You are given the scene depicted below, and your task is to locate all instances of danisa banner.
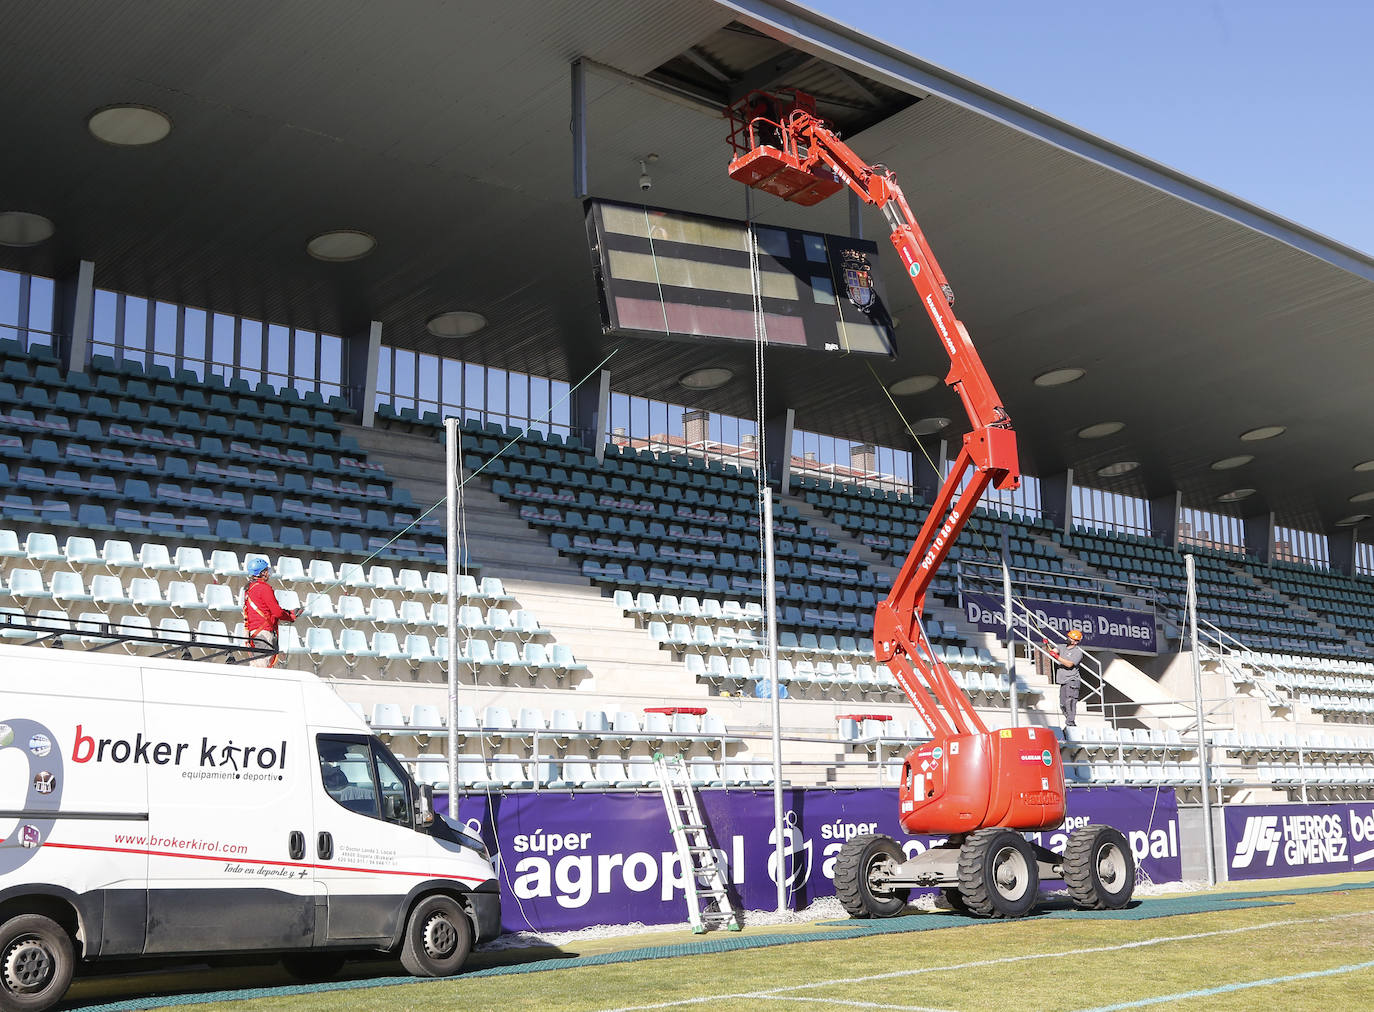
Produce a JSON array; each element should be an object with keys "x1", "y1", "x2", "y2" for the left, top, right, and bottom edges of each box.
[
  {"x1": 962, "y1": 592, "x2": 1158, "y2": 654},
  {"x1": 437, "y1": 785, "x2": 1179, "y2": 932},
  {"x1": 1224, "y1": 802, "x2": 1374, "y2": 880}
]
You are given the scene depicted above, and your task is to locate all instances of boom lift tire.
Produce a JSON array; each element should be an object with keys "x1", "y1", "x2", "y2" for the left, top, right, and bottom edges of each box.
[
  {"x1": 957, "y1": 828, "x2": 1038, "y2": 918},
  {"x1": 835, "y1": 834, "x2": 910, "y2": 918},
  {"x1": 399, "y1": 894, "x2": 473, "y2": 977},
  {"x1": 0, "y1": 913, "x2": 75, "y2": 1012},
  {"x1": 941, "y1": 888, "x2": 971, "y2": 915},
  {"x1": 1063, "y1": 825, "x2": 1134, "y2": 910}
]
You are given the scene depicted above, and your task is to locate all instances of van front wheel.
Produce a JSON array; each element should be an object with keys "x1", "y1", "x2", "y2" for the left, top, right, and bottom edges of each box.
[
  {"x1": 0, "y1": 914, "x2": 74, "y2": 1012},
  {"x1": 400, "y1": 896, "x2": 473, "y2": 977}
]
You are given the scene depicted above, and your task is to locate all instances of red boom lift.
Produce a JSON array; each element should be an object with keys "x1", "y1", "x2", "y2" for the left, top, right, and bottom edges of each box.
[{"x1": 726, "y1": 92, "x2": 1134, "y2": 917}]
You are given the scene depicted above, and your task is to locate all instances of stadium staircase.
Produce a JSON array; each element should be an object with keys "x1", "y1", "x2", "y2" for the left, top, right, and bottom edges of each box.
[{"x1": 346, "y1": 423, "x2": 578, "y2": 585}]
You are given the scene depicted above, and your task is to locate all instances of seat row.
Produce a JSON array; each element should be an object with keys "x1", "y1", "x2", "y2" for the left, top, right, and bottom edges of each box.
[
  {"x1": 363, "y1": 702, "x2": 735, "y2": 747},
  {"x1": 2, "y1": 531, "x2": 498, "y2": 600},
  {"x1": 1062, "y1": 725, "x2": 1190, "y2": 756},
  {"x1": 407, "y1": 753, "x2": 775, "y2": 791}
]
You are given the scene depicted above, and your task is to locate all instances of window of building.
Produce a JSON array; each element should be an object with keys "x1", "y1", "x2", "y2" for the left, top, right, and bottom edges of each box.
[
  {"x1": 374, "y1": 348, "x2": 573, "y2": 438},
  {"x1": 87, "y1": 286, "x2": 343, "y2": 398},
  {"x1": 1178, "y1": 508, "x2": 1246, "y2": 554},
  {"x1": 1072, "y1": 486, "x2": 1149, "y2": 536},
  {"x1": 1275, "y1": 525, "x2": 1328, "y2": 568}
]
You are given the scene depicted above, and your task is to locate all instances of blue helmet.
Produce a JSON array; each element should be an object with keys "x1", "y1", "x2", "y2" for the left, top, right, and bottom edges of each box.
[{"x1": 247, "y1": 558, "x2": 271, "y2": 578}]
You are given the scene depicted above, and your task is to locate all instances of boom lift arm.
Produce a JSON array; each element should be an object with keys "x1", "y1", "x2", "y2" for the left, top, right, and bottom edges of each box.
[
  {"x1": 727, "y1": 92, "x2": 1018, "y2": 748},
  {"x1": 726, "y1": 93, "x2": 1134, "y2": 919}
]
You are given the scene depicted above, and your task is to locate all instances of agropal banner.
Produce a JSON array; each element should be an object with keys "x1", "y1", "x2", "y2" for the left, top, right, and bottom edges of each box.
[
  {"x1": 439, "y1": 785, "x2": 1179, "y2": 932},
  {"x1": 961, "y1": 592, "x2": 1158, "y2": 655}
]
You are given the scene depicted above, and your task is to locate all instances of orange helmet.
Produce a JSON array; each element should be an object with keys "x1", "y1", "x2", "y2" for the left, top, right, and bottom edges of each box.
[{"x1": 1067, "y1": 629, "x2": 1083, "y2": 643}]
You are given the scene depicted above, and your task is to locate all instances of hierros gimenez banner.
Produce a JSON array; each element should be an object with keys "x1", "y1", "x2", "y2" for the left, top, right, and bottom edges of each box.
[
  {"x1": 961, "y1": 592, "x2": 1158, "y2": 654},
  {"x1": 1225, "y1": 801, "x2": 1374, "y2": 880},
  {"x1": 438, "y1": 785, "x2": 1180, "y2": 932}
]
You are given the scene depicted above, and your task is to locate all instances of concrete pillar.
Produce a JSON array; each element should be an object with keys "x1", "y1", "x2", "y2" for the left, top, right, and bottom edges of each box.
[
  {"x1": 763, "y1": 407, "x2": 795, "y2": 491},
  {"x1": 1328, "y1": 526, "x2": 1357, "y2": 577},
  {"x1": 912, "y1": 437, "x2": 947, "y2": 503},
  {"x1": 1040, "y1": 469, "x2": 1074, "y2": 537},
  {"x1": 1150, "y1": 491, "x2": 1182, "y2": 548},
  {"x1": 55, "y1": 260, "x2": 94, "y2": 373},
  {"x1": 347, "y1": 320, "x2": 383, "y2": 426},
  {"x1": 1243, "y1": 511, "x2": 1276, "y2": 565},
  {"x1": 572, "y1": 368, "x2": 611, "y2": 463}
]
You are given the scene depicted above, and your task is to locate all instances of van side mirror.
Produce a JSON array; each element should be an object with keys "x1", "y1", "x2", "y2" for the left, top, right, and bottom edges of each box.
[{"x1": 416, "y1": 783, "x2": 435, "y2": 827}]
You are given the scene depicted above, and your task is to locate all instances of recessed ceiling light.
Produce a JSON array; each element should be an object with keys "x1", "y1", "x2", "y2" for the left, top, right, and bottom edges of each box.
[
  {"x1": 888, "y1": 374, "x2": 940, "y2": 396},
  {"x1": 1033, "y1": 367, "x2": 1085, "y2": 388},
  {"x1": 1349, "y1": 491, "x2": 1374, "y2": 503},
  {"x1": 1077, "y1": 421, "x2": 1123, "y2": 440},
  {"x1": 1211, "y1": 455, "x2": 1254, "y2": 471},
  {"x1": 306, "y1": 230, "x2": 376, "y2": 262},
  {"x1": 910, "y1": 416, "x2": 950, "y2": 436},
  {"x1": 678, "y1": 367, "x2": 733, "y2": 390},
  {"x1": 87, "y1": 105, "x2": 172, "y2": 146},
  {"x1": 1239, "y1": 425, "x2": 1286, "y2": 441},
  {"x1": 0, "y1": 211, "x2": 54, "y2": 247},
  {"x1": 1096, "y1": 460, "x2": 1139, "y2": 477},
  {"x1": 1355, "y1": 461, "x2": 1374, "y2": 472},
  {"x1": 1217, "y1": 488, "x2": 1256, "y2": 502},
  {"x1": 1336, "y1": 514, "x2": 1371, "y2": 527},
  {"x1": 426, "y1": 311, "x2": 487, "y2": 339}
]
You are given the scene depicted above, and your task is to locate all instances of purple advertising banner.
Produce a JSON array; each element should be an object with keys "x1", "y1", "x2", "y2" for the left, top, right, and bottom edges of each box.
[
  {"x1": 962, "y1": 592, "x2": 1157, "y2": 654},
  {"x1": 437, "y1": 785, "x2": 1179, "y2": 932},
  {"x1": 1224, "y1": 801, "x2": 1374, "y2": 880}
]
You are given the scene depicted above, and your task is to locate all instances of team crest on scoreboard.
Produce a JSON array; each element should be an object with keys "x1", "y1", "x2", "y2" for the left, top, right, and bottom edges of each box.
[{"x1": 841, "y1": 249, "x2": 876, "y2": 314}]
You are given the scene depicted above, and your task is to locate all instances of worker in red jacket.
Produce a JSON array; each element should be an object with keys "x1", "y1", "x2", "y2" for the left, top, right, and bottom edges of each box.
[{"x1": 243, "y1": 558, "x2": 297, "y2": 668}]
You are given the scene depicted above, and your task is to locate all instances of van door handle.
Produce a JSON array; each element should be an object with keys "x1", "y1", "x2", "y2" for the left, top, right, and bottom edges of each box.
[
  {"x1": 288, "y1": 830, "x2": 305, "y2": 860},
  {"x1": 317, "y1": 831, "x2": 333, "y2": 860}
]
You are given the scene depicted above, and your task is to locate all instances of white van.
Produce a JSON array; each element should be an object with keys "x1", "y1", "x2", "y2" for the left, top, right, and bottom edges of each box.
[{"x1": 0, "y1": 643, "x2": 498, "y2": 1012}]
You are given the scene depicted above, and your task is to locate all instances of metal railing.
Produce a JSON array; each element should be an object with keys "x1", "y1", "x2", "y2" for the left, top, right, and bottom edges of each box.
[{"x1": 1191, "y1": 616, "x2": 1291, "y2": 712}]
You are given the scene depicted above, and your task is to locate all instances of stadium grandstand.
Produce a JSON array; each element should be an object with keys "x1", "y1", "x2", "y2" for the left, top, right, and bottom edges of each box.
[{"x1": 5, "y1": 0, "x2": 1374, "y2": 913}]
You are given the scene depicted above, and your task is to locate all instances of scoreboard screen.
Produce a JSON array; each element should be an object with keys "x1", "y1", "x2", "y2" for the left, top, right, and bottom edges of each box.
[{"x1": 585, "y1": 199, "x2": 896, "y2": 358}]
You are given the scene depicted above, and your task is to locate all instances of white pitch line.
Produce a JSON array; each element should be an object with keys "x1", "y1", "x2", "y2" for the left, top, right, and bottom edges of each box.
[
  {"x1": 596, "y1": 909, "x2": 1374, "y2": 1012},
  {"x1": 1070, "y1": 958, "x2": 1374, "y2": 1011},
  {"x1": 754, "y1": 997, "x2": 957, "y2": 1012}
]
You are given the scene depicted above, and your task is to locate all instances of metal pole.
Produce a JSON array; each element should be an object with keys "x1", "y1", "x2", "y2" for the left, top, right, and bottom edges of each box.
[
  {"x1": 1186, "y1": 554, "x2": 1216, "y2": 887},
  {"x1": 1001, "y1": 531, "x2": 1017, "y2": 726},
  {"x1": 445, "y1": 417, "x2": 460, "y2": 818},
  {"x1": 762, "y1": 485, "x2": 786, "y2": 915}
]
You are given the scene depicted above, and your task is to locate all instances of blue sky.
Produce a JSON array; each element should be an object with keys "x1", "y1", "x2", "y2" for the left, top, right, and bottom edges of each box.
[{"x1": 806, "y1": 0, "x2": 1374, "y2": 255}]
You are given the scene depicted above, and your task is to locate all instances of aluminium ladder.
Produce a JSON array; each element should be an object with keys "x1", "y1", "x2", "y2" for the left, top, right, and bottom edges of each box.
[{"x1": 653, "y1": 752, "x2": 741, "y2": 933}]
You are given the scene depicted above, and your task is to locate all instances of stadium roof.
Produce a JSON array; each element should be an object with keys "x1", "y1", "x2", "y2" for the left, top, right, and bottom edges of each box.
[{"x1": 3, "y1": 0, "x2": 1373, "y2": 533}]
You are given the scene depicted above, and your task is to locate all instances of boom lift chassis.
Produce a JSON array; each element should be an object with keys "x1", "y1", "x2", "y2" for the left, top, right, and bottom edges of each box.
[{"x1": 726, "y1": 92, "x2": 1134, "y2": 917}]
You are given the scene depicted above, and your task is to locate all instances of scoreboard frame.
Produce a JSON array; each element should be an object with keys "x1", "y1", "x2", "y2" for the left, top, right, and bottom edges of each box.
[{"x1": 584, "y1": 198, "x2": 897, "y2": 359}]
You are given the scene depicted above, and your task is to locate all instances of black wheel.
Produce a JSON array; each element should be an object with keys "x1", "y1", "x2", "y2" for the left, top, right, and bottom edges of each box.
[
  {"x1": 834, "y1": 833, "x2": 910, "y2": 918},
  {"x1": 0, "y1": 914, "x2": 75, "y2": 1012},
  {"x1": 280, "y1": 951, "x2": 348, "y2": 982},
  {"x1": 399, "y1": 895, "x2": 473, "y2": 977},
  {"x1": 941, "y1": 888, "x2": 970, "y2": 914},
  {"x1": 1064, "y1": 825, "x2": 1135, "y2": 910},
  {"x1": 957, "y1": 828, "x2": 1039, "y2": 918}
]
